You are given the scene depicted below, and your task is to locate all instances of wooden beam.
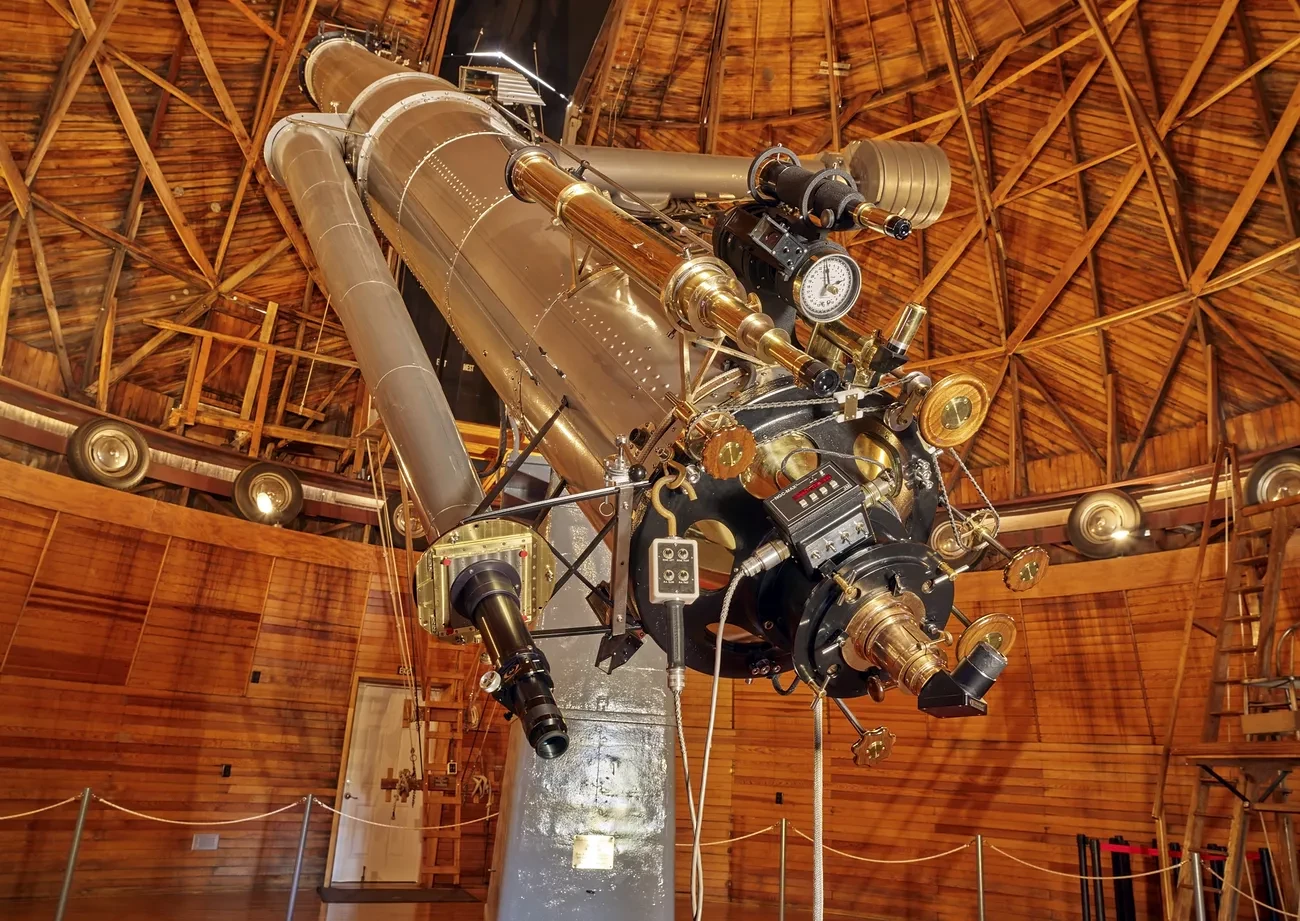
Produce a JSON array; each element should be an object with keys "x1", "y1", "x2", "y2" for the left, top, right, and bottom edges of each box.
[
  {"x1": 1105, "y1": 371, "x2": 1118, "y2": 481},
  {"x1": 239, "y1": 301, "x2": 279, "y2": 418},
  {"x1": 274, "y1": 366, "x2": 359, "y2": 449},
  {"x1": 66, "y1": 0, "x2": 216, "y2": 280},
  {"x1": 1198, "y1": 298, "x2": 1300, "y2": 404},
  {"x1": 1123, "y1": 305, "x2": 1198, "y2": 478},
  {"x1": 24, "y1": 0, "x2": 130, "y2": 184},
  {"x1": 0, "y1": 212, "x2": 20, "y2": 368},
  {"x1": 143, "y1": 318, "x2": 358, "y2": 369},
  {"x1": 1189, "y1": 73, "x2": 1300, "y2": 292},
  {"x1": 1177, "y1": 30, "x2": 1300, "y2": 125},
  {"x1": 31, "y1": 193, "x2": 209, "y2": 291},
  {"x1": 1008, "y1": 359, "x2": 1025, "y2": 496},
  {"x1": 0, "y1": 130, "x2": 28, "y2": 218},
  {"x1": 1205, "y1": 340, "x2": 1220, "y2": 454},
  {"x1": 247, "y1": 347, "x2": 276, "y2": 457},
  {"x1": 24, "y1": 211, "x2": 76, "y2": 393},
  {"x1": 192, "y1": 408, "x2": 354, "y2": 449},
  {"x1": 223, "y1": 0, "x2": 286, "y2": 46},
  {"x1": 273, "y1": 317, "x2": 307, "y2": 427},
  {"x1": 95, "y1": 293, "x2": 116, "y2": 411},
  {"x1": 933, "y1": 0, "x2": 1008, "y2": 337},
  {"x1": 1015, "y1": 355, "x2": 1106, "y2": 471},
  {"x1": 174, "y1": 0, "x2": 250, "y2": 142},
  {"x1": 700, "y1": 0, "x2": 734, "y2": 153},
  {"x1": 88, "y1": 237, "x2": 294, "y2": 395},
  {"x1": 1233, "y1": 3, "x2": 1300, "y2": 274},
  {"x1": 1075, "y1": 0, "x2": 1175, "y2": 181},
  {"x1": 83, "y1": 31, "x2": 187, "y2": 390},
  {"x1": 583, "y1": 0, "x2": 633, "y2": 143},
  {"x1": 819, "y1": 0, "x2": 841, "y2": 152},
  {"x1": 184, "y1": 335, "x2": 212, "y2": 424},
  {"x1": 418, "y1": 0, "x2": 456, "y2": 70}
]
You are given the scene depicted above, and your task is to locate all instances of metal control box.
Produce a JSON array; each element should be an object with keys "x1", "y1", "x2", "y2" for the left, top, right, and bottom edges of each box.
[
  {"x1": 764, "y1": 462, "x2": 870, "y2": 573},
  {"x1": 649, "y1": 537, "x2": 700, "y2": 604}
]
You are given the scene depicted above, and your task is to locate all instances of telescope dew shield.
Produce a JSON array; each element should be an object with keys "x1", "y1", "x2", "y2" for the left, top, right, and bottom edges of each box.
[
  {"x1": 505, "y1": 147, "x2": 839, "y2": 396},
  {"x1": 451, "y1": 559, "x2": 569, "y2": 759}
]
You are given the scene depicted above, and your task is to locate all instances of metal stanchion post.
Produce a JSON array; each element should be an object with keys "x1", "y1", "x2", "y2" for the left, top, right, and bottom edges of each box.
[
  {"x1": 285, "y1": 796, "x2": 313, "y2": 921},
  {"x1": 1191, "y1": 852, "x2": 1207, "y2": 921},
  {"x1": 54, "y1": 788, "x2": 92, "y2": 921},
  {"x1": 779, "y1": 817, "x2": 787, "y2": 921},
  {"x1": 976, "y1": 834, "x2": 986, "y2": 921}
]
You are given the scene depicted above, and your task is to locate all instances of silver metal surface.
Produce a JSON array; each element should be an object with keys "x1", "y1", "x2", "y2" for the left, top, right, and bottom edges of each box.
[
  {"x1": 843, "y1": 138, "x2": 951, "y2": 230},
  {"x1": 488, "y1": 503, "x2": 673, "y2": 921},
  {"x1": 285, "y1": 796, "x2": 312, "y2": 921},
  {"x1": 976, "y1": 833, "x2": 986, "y2": 921},
  {"x1": 779, "y1": 817, "x2": 788, "y2": 921},
  {"x1": 557, "y1": 147, "x2": 752, "y2": 210},
  {"x1": 55, "y1": 788, "x2": 91, "y2": 921},
  {"x1": 304, "y1": 39, "x2": 694, "y2": 509},
  {"x1": 1192, "y1": 851, "x2": 1208, "y2": 921},
  {"x1": 266, "y1": 117, "x2": 482, "y2": 536}
]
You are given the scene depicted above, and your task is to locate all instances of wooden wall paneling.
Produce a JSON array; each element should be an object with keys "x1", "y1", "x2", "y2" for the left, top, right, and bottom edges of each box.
[
  {"x1": 2, "y1": 514, "x2": 170, "y2": 684},
  {"x1": 127, "y1": 539, "x2": 275, "y2": 695},
  {"x1": 246, "y1": 559, "x2": 369, "y2": 706},
  {"x1": 0, "y1": 496, "x2": 56, "y2": 659}
]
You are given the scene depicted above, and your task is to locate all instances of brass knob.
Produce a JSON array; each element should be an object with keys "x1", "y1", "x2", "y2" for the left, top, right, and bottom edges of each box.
[
  {"x1": 956, "y1": 612, "x2": 1019, "y2": 660},
  {"x1": 918, "y1": 372, "x2": 990, "y2": 447},
  {"x1": 851, "y1": 725, "x2": 896, "y2": 767},
  {"x1": 1002, "y1": 546, "x2": 1049, "y2": 592}
]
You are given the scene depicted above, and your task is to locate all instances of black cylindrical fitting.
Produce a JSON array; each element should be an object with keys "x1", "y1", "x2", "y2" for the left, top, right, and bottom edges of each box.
[
  {"x1": 451, "y1": 560, "x2": 569, "y2": 759},
  {"x1": 952, "y1": 641, "x2": 1007, "y2": 701}
]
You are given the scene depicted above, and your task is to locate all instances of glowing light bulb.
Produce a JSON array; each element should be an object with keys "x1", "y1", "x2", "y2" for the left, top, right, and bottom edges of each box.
[
  {"x1": 1111, "y1": 528, "x2": 1130, "y2": 541},
  {"x1": 255, "y1": 491, "x2": 276, "y2": 516}
]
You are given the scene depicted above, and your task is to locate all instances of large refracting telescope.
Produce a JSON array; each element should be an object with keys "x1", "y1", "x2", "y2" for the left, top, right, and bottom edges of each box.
[{"x1": 267, "y1": 33, "x2": 1050, "y2": 765}]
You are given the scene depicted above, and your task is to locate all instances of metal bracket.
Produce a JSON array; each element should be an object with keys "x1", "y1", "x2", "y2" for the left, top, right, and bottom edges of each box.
[
  {"x1": 1199, "y1": 765, "x2": 1251, "y2": 805},
  {"x1": 608, "y1": 484, "x2": 635, "y2": 637},
  {"x1": 471, "y1": 396, "x2": 568, "y2": 516}
]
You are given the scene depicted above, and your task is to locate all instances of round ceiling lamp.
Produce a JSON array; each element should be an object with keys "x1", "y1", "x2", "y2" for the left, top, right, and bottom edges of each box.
[
  {"x1": 1066, "y1": 488, "x2": 1143, "y2": 559},
  {"x1": 66, "y1": 418, "x2": 151, "y2": 490},
  {"x1": 1245, "y1": 450, "x2": 1300, "y2": 506},
  {"x1": 233, "y1": 462, "x2": 304, "y2": 525}
]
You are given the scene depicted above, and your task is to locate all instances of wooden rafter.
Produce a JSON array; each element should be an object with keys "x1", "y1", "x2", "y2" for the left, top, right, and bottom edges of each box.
[
  {"x1": 0, "y1": 129, "x2": 29, "y2": 219},
  {"x1": 819, "y1": 0, "x2": 842, "y2": 152},
  {"x1": 584, "y1": 0, "x2": 634, "y2": 143},
  {"x1": 1015, "y1": 355, "x2": 1105, "y2": 471},
  {"x1": 1198, "y1": 298, "x2": 1300, "y2": 405},
  {"x1": 0, "y1": 212, "x2": 22, "y2": 367},
  {"x1": 223, "y1": 0, "x2": 285, "y2": 46},
  {"x1": 87, "y1": 237, "x2": 294, "y2": 396},
  {"x1": 24, "y1": 211, "x2": 76, "y2": 393},
  {"x1": 65, "y1": 0, "x2": 215, "y2": 280},
  {"x1": 82, "y1": 31, "x2": 188, "y2": 391},
  {"x1": 700, "y1": 0, "x2": 734, "y2": 153},
  {"x1": 1123, "y1": 305, "x2": 1198, "y2": 478}
]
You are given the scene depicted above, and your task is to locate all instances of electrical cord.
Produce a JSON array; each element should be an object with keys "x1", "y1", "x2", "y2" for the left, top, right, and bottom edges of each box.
[
  {"x1": 674, "y1": 689, "x2": 704, "y2": 917},
  {"x1": 690, "y1": 571, "x2": 743, "y2": 921}
]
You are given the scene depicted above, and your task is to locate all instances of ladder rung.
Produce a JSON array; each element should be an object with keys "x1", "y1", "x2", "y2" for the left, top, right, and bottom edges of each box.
[
  {"x1": 1236, "y1": 527, "x2": 1271, "y2": 537},
  {"x1": 1220, "y1": 644, "x2": 1260, "y2": 654},
  {"x1": 1236, "y1": 554, "x2": 1269, "y2": 565},
  {"x1": 1224, "y1": 616, "x2": 1262, "y2": 624},
  {"x1": 1231, "y1": 585, "x2": 1265, "y2": 594}
]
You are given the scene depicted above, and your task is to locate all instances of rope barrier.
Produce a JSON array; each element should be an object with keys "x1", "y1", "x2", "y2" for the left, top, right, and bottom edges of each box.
[
  {"x1": 0, "y1": 795, "x2": 81, "y2": 821},
  {"x1": 792, "y1": 827, "x2": 974, "y2": 865},
  {"x1": 1209, "y1": 864, "x2": 1300, "y2": 919},
  {"x1": 674, "y1": 824, "x2": 777, "y2": 848},
  {"x1": 313, "y1": 798, "x2": 498, "y2": 831},
  {"x1": 94, "y1": 796, "x2": 306, "y2": 826},
  {"x1": 987, "y1": 842, "x2": 1186, "y2": 881}
]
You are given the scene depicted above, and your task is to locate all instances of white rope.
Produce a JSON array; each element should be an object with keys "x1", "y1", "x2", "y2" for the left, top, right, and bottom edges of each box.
[
  {"x1": 0, "y1": 796, "x2": 80, "y2": 821},
  {"x1": 94, "y1": 796, "x2": 305, "y2": 826},
  {"x1": 675, "y1": 825, "x2": 777, "y2": 848},
  {"x1": 673, "y1": 689, "x2": 704, "y2": 918},
  {"x1": 793, "y1": 827, "x2": 974, "y2": 865},
  {"x1": 295, "y1": 291, "x2": 332, "y2": 416},
  {"x1": 314, "y1": 798, "x2": 498, "y2": 831},
  {"x1": 988, "y1": 842, "x2": 1185, "y2": 880},
  {"x1": 1209, "y1": 863, "x2": 1300, "y2": 919}
]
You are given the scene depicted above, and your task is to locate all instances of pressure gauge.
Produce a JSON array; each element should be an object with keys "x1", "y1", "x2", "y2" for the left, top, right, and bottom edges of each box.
[{"x1": 790, "y1": 249, "x2": 861, "y2": 323}]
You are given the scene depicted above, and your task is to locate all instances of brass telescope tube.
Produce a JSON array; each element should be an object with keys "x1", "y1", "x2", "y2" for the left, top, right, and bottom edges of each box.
[{"x1": 507, "y1": 148, "x2": 840, "y2": 396}]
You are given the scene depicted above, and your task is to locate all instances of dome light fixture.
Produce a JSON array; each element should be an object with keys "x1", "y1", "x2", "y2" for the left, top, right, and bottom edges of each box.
[
  {"x1": 1067, "y1": 489, "x2": 1143, "y2": 559},
  {"x1": 233, "y1": 462, "x2": 304, "y2": 525}
]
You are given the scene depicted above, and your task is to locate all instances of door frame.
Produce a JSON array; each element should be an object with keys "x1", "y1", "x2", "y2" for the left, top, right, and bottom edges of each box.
[{"x1": 323, "y1": 671, "x2": 413, "y2": 886}]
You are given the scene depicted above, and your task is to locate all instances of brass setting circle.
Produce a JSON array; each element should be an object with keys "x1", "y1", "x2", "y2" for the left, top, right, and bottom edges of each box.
[
  {"x1": 1003, "y1": 546, "x2": 1050, "y2": 592},
  {"x1": 919, "y1": 372, "x2": 990, "y2": 447},
  {"x1": 956, "y1": 612, "x2": 1019, "y2": 660},
  {"x1": 741, "y1": 432, "x2": 819, "y2": 499},
  {"x1": 842, "y1": 588, "x2": 946, "y2": 694}
]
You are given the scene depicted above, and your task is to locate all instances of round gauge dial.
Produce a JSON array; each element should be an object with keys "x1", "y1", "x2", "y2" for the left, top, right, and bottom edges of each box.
[{"x1": 792, "y1": 251, "x2": 861, "y2": 323}]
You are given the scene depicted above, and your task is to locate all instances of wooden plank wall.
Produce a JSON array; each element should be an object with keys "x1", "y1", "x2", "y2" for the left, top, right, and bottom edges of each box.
[
  {"x1": 676, "y1": 540, "x2": 1300, "y2": 920},
  {"x1": 0, "y1": 458, "x2": 500, "y2": 900}
]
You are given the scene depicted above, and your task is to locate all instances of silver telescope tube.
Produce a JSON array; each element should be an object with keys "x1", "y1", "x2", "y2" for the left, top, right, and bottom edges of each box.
[
  {"x1": 290, "y1": 37, "x2": 690, "y2": 505},
  {"x1": 266, "y1": 114, "x2": 482, "y2": 536}
]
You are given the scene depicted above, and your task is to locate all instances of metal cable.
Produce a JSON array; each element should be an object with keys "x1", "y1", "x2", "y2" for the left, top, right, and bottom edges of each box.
[
  {"x1": 674, "y1": 688, "x2": 703, "y2": 917},
  {"x1": 792, "y1": 827, "x2": 974, "y2": 864},
  {"x1": 0, "y1": 796, "x2": 80, "y2": 821},
  {"x1": 812, "y1": 697, "x2": 825, "y2": 921},
  {"x1": 94, "y1": 796, "x2": 305, "y2": 826},
  {"x1": 692, "y1": 573, "x2": 743, "y2": 921}
]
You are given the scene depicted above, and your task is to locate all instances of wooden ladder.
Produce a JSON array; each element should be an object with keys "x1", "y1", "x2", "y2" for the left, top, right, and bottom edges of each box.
[
  {"x1": 420, "y1": 669, "x2": 469, "y2": 886},
  {"x1": 1159, "y1": 444, "x2": 1300, "y2": 920}
]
